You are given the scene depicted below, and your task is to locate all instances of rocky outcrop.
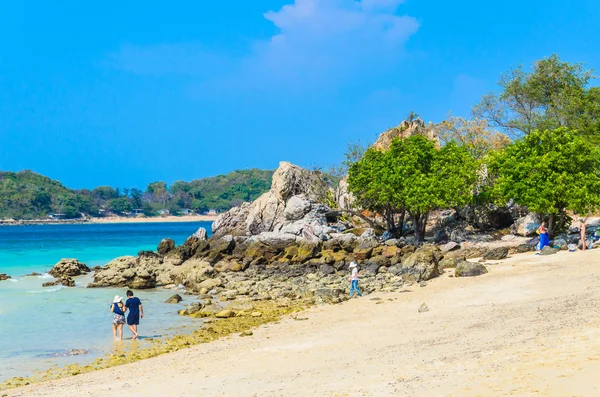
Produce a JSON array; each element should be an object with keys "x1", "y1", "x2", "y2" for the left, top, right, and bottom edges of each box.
[
  {"x1": 0, "y1": 274, "x2": 11, "y2": 281},
  {"x1": 335, "y1": 176, "x2": 355, "y2": 210},
  {"x1": 193, "y1": 227, "x2": 208, "y2": 241},
  {"x1": 49, "y1": 259, "x2": 90, "y2": 278},
  {"x1": 512, "y1": 213, "x2": 540, "y2": 236},
  {"x1": 212, "y1": 162, "x2": 331, "y2": 240},
  {"x1": 372, "y1": 117, "x2": 440, "y2": 151},
  {"x1": 157, "y1": 238, "x2": 176, "y2": 255},
  {"x1": 88, "y1": 252, "x2": 171, "y2": 289}
]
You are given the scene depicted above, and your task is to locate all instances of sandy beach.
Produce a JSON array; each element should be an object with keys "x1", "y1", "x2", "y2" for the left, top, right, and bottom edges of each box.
[
  {"x1": 88, "y1": 215, "x2": 217, "y2": 224},
  {"x1": 7, "y1": 249, "x2": 600, "y2": 397},
  {"x1": 0, "y1": 215, "x2": 217, "y2": 226}
]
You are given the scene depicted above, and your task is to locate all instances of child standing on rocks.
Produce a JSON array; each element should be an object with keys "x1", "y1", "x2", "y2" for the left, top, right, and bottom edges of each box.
[{"x1": 349, "y1": 262, "x2": 362, "y2": 298}]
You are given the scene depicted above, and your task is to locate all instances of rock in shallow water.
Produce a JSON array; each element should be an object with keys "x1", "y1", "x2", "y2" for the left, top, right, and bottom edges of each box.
[
  {"x1": 165, "y1": 294, "x2": 183, "y2": 304},
  {"x1": 49, "y1": 258, "x2": 90, "y2": 278}
]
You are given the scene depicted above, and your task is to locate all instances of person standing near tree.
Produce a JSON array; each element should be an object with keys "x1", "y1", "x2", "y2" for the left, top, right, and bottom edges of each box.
[
  {"x1": 536, "y1": 222, "x2": 550, "y2": 254},
  {"x1": 580, "y1": 217, "x2": 588, "y2": 251},
  {"x1": 125, "y1": 290, "x2": 144, "y2": 339}
]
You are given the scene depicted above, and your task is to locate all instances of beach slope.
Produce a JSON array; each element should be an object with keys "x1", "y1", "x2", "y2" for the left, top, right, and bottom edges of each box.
[{"x1": 7, "y1": 250, "x2": 600, "y2": 397}]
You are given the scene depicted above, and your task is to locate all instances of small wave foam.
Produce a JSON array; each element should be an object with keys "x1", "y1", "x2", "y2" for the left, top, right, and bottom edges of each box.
[
  {"x1": 27, "y1": 286, "x2": 64, "y2": 294},
  {"x1": 7, "y1": 278, "x2": 19, "y2": 283},
  {"x1": 40, "y1": 273, "x2": 54, "y2": 280}
]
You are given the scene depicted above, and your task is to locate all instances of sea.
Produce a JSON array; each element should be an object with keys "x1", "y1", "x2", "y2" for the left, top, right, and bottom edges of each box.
[{"x1": 0, "y1": 221, "x2": 212, "y2": 381}]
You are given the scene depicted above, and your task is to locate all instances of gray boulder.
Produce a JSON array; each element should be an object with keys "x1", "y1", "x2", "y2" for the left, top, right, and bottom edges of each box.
[
  {"x1": 540, "y1": 246, "x2": 559, "y2": 255},
  {"x1": 482, "y1": 247, "x2": 509, "y2": 261},
  {"x1": 455, "y1": 261, "x2": 488, "y2": 277},
  {"x1": 401, "y1": 245, "x2": 441, "y2": 282},
  {"x1": 512, "y1": 213, "x2": 540, "y2": 237},
  {"x1": 165, "y1": 294, "x2": 183, "y2": 304},
  {"x1": 192, "y1": 227, "x2": 208, "y2": 241},
  {"x1": 284, "y1": 195, "x2": 312, "y2": 221}
]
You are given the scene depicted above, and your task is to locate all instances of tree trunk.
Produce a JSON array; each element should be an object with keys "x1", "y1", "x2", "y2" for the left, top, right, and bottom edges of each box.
[
  {"x1": 410, "y1": 210, "x2": 430, "y2": 243},
  {"x1": 548, "y1": 213, "x2": 555, "y2": 240},
  {"x1": 398, "y1": 207, "x2": 406, "y2": 237},
  {"x1": 385, "y1": 205, "x2": 395, "y2": 233}
]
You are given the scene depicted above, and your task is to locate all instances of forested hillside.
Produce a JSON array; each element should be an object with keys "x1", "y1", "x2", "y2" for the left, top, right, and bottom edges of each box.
[{"x1": 0, "y1": 169, "x2": 274, "y2": 220}]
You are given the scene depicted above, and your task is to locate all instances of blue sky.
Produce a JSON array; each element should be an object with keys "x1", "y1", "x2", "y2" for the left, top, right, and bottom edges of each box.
[{"x1": 1, "y1": 0, "x2": 599, "y2": 189}]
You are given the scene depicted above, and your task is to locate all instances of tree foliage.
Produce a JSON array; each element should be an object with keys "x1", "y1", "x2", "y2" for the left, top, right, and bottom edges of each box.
[
  {"x1": 348, "y1": 136, "x2": 477, "y2": 241},
  {"x1": 487, "y1": 128, "x2": 600, "y2": 236},
  {"x1": 474, "y1": 54, "x2": 599, "y2": 142},
  {"x1": 439, "y1": 115, "x2": 510, "y2": 159}
]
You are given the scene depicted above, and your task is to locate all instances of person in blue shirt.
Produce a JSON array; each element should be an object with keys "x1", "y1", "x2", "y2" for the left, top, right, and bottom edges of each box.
[
  {"x1": 110, "y1": 295, "x2": 126, "y2": 341},
  {"x1": 125, "y1": 290, "x2": 144, "y2": 340}
]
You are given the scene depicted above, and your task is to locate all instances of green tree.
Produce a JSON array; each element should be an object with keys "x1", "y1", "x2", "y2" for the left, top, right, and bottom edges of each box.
[
  {"x1": 488, "y1": 128, "x2": 600, "y2": 237},
  {"x1": 92, "y1": 186, "x2": 118, "y2": 202},
  {"x1": 474, "y1": 54, "x2": 598, "y2": 140},
  {"x1": 390, "y1": 137, "x2": 477, "y2": 241},
  {"x1": 109, "y1": 197, "x2": 133, "y2": 214},
  {"x1": 349, "y1": 136, "x2": 477, "y2": 241},
  {"x1": 146, "y1": 181, "x2": 170, "y2": 207},
  {"x1": 129, "y1": 188, "x2": 144, "y2": 209}
]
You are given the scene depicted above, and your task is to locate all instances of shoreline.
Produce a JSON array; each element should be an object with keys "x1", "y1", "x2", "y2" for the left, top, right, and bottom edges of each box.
[
  {"x1": 0, "y1": 215, "x2": 217, "y2": 226},
  {"x1": 5, "y1": 249, "x2": 600, "y2": 395}
]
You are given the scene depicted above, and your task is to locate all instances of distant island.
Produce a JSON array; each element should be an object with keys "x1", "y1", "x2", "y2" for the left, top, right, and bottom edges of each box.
[{"x1": 0, "y1": 169, "x2": 274, "y2": 221}]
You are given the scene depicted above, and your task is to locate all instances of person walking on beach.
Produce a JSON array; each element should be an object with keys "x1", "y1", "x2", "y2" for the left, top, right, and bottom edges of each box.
[
  {"x1": 536, "y1": 221, "x2": 550, "y2": 254},
  {"x1": 580, "y1": 217, "x2": 587, "y2": 251},
  {"x1": 110, "y1": 295, "x2": 126, "y2": 341},
  {"x1": 125, "y1": 290, "x2": 144, "y2": 340},
  {"x1": 348, "y1": 262, "x2": 362, "y2": 298}
]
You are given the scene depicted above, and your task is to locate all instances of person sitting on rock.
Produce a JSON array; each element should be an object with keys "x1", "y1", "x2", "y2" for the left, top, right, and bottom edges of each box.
[{"x1": 348, "y1": 262, "x2": 362, "y2": 298}]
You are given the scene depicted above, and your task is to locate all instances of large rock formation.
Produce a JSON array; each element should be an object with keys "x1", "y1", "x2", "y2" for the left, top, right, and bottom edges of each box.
[
  {"x1": 212, "y1": 162, "x2": 332, "y2": 240},
  {"x1": 372, "y1": 117, "x2": 440, "y2": 151}
]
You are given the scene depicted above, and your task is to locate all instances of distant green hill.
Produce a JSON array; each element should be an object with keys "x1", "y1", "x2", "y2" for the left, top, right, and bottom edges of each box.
[
  {"x1": 0, "y1": 171, "x2": 94, "y2": 219},
  {"x1": 0, "y1": 169, "x2": 275, "y2": 220}
]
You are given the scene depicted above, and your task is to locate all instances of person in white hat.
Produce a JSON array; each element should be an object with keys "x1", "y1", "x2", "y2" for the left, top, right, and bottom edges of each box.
[
  {"x1": 110, "y1": 295, "x2": 126, "y2": 340},
  {"x1": 348, "y1": 262, "x2": 362, "y2": 298}
]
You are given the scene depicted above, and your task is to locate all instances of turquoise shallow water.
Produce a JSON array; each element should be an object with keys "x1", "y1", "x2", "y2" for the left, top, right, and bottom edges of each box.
[{"x1": 0, "y1": 222, "x2": 212, "y2": 381}]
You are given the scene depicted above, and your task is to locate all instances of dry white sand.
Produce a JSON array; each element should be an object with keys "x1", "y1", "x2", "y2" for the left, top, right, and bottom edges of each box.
[{"x1": 7, "y1": 249, "x2": 600, "y2": 397}]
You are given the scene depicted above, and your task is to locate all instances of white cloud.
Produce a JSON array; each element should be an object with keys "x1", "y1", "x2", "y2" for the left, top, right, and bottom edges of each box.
[
  {"x1": 108, "y1": 0, "x2": 419, "y2": 91},
  {"x1": 255, "y1": 0, "x2": 419, "y2": 84}
]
